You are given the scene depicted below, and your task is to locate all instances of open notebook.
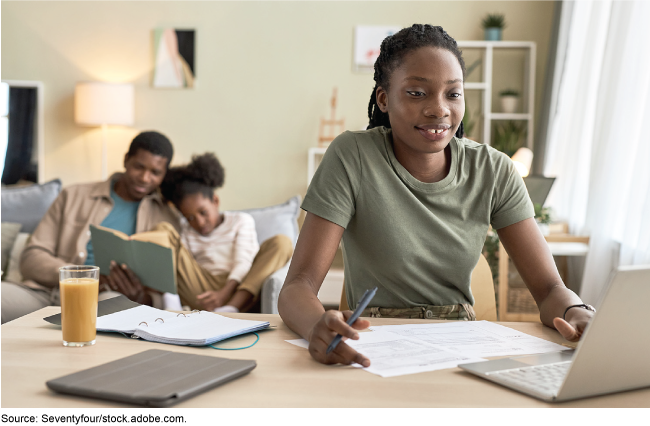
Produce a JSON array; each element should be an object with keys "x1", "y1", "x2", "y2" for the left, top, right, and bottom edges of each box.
[{"x1": 95, "y1": 305, "x2": 270, "y2": 346}]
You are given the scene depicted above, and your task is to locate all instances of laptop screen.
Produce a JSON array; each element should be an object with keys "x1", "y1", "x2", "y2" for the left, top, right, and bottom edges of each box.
[{"x1": 523, "y1": 176, "x2": 555, "y2": 207}]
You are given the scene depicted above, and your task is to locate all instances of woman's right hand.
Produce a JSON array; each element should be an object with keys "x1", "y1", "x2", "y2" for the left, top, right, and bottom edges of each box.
[{"x1": 307, "y1": 310, "x2": 371, "y2": 367}]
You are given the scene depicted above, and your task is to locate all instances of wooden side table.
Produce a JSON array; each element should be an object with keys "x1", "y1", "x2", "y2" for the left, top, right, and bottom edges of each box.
[{"x1": 498, "y1": 231, "x2": 590, "y2": 322}]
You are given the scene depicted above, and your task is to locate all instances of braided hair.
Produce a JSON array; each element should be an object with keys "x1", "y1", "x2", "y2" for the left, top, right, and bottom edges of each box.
[
  {"x1": 160, "y1": 153, "x2": 225, "y2": 208},
  {"x1": 367, "y1": 24, "x2": 466, "y2": 138}
]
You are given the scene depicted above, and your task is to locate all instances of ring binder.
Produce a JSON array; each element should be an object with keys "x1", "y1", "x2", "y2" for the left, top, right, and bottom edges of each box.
[{"x1": 94, "y1": 305, "x2": 271, "y2": 347}]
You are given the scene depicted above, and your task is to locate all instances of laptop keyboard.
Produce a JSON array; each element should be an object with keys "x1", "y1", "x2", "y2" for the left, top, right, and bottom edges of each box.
[{"x1": 485, "y1": 361, "x2": 572, "y2": 398}]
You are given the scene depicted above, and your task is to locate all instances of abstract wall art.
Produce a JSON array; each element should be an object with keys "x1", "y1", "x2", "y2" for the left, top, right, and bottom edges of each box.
[
  {"x1": 353, "y1": 26, "x2": 400, "y2": 72},
  {"x1": 153, "y1": 28, "x2": 195, "y2": 88}
]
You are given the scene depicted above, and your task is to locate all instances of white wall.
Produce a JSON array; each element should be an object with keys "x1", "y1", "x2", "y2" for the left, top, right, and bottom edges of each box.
[{"x1": 2, "y1": 1, "x2": 554, "y2": 210}]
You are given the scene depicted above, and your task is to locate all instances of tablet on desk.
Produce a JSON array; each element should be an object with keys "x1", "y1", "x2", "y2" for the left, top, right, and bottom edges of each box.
[{"x1": 46, "y1": 349, "x2": 256, "y2": 407}]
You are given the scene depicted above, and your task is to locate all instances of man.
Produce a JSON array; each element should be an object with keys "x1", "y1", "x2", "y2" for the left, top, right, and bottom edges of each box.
[{"x1": 1, "y1": 131, "x2": 180, "y2": 323}]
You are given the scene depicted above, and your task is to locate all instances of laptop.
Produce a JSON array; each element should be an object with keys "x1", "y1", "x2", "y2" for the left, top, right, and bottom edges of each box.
[
  {"x1": 523, "y1": 175, "x2": 555, "y2": 207},
  {"x1": 459, "y1": 265, "x2": 650, "y2": 402}
]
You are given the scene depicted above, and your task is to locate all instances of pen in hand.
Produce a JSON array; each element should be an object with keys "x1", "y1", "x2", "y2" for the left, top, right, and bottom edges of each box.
[{"x1": 326, "y1": 287, "x2": 378, "y2": 356}]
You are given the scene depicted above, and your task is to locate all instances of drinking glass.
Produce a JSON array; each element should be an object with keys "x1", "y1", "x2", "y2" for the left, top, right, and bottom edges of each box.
[{"x1": 59, "y1": 265, "x2": 99, "y2": 347}]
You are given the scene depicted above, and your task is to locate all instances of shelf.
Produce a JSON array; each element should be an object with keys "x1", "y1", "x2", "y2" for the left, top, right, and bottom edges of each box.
[
  {"x1": 457, "y1": 41, "x2": 536, "y2": 49},
  {"x1": 308, "y1": 147, "x2": 327, "y2": 155},
  {"x1": 490, "y1": 113, "x2": 532, "y2": 120},
  {"x1": 458, "y1": 41, "x2": 536, "y2": 148},
  {"x1": 464, "y1": 82, "x2": 488, "y2": 90},
  {"x1": 308, "y1": 146, "x2": 330, "y2": 184}
]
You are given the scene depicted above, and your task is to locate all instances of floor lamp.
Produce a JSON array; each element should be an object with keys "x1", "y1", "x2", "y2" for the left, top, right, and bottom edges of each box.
[
  {"x1": 511, "y1": 147, "x2": 534, "y2": 177},
  {"x1": 74, "y1": 82, "x2": 134, "y2": 181}
]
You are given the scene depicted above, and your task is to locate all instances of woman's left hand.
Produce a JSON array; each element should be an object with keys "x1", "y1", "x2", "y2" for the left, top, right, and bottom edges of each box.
[{"x1": 552, "y1": 308, "x2": 595, "y2": 342}]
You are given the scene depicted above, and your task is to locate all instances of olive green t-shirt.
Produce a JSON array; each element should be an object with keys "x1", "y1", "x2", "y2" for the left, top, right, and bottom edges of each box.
[{"x1": 302, "y1": 127, "x2": 534, "y2": 309}]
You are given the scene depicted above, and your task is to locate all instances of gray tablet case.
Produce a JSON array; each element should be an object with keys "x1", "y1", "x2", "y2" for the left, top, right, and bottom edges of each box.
[{"x1": 46, "y1": 349, "x2": 256, "y2": 407}]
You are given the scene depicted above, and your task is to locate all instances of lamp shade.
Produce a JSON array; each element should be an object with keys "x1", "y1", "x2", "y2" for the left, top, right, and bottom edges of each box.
[
  {"x1": 74, "y1": 82, "x2": 134, "y2": 126},
  {"x1": 511, "y1": 147, "x2": 533, "y2": 177}
]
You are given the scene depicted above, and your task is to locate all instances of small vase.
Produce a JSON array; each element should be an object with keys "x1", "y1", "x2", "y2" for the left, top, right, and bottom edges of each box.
[
  {"x1": 484, "y1": 28, "x2": 502, "y2": 41},
  {"x1": 500, "y1": 96, "x2": 519, "y2": 113},
  {"x1": 537, "y1": 222, "x2": 550, "y2": 236}
]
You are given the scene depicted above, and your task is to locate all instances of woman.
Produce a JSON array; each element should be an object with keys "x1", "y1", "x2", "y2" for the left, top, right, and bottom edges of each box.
[{"x1": 278, "y1": 24, "x2": 594, "y2": 367}]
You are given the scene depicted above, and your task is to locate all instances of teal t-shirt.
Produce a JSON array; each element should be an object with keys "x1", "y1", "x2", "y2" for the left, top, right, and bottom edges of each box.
[
  {"x1": 85, "y1": 182, "x2": 140, "y2": 266},
  {"x1": 302, "y1": 127, "x2": 534, "y2": 309}
]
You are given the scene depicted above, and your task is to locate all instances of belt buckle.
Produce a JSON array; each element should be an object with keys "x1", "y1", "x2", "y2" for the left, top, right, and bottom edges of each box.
[{"x1": 424, "y1": 306, "x2": 435, "y2": 319}]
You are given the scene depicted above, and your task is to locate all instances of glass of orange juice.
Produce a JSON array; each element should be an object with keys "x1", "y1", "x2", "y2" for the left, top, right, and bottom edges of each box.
[{"x1": 59, "y1": 265, "x2": 99, "y2": 347}]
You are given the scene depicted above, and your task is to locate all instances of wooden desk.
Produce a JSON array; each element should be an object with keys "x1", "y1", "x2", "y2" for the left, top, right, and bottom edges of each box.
[{"x1": 2, "y1": 307, "x2": 648, "y2": 408}]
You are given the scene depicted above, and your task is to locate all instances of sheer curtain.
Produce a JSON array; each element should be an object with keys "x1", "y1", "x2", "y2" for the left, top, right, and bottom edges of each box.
[{"x1": 544, "y1": 0, "x2": 650, "y2": 305}]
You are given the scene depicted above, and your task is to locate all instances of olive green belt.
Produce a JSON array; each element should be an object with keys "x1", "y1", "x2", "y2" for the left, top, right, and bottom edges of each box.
[{"x1": 361, "y1": 303, "x2": 476, "y2": 321}]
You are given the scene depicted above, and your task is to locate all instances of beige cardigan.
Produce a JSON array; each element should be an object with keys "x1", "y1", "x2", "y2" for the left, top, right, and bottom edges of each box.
[{"x1": 20, "y1": 175, "x2": 180, "y2": 292}]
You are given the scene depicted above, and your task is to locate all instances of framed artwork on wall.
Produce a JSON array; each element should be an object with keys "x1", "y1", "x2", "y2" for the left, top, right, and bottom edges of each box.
[
  {"x1": 152, "y1": 28, "x2": 196, "y2": 88},
  {"x1": 353, "y1": 26, "x2": 400, "y2": 72}
]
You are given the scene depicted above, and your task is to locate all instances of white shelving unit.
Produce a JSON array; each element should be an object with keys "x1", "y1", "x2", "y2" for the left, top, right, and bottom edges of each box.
[
  {"x1": 307, "y1": 146, "x2": 327, "y2": 184},
  {"x1": 457, "y1": 41, "x2": 536, "y2": 148}
]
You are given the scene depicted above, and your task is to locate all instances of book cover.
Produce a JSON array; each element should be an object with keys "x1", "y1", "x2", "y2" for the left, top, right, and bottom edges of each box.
[{"x1": 90, "y1": 224, "x2": 176, "y2": 294}]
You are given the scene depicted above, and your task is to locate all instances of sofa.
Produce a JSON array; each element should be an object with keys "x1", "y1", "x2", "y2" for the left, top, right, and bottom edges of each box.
[{"x1": 1, "y1": 179, "x2": 300, "y2": 317}]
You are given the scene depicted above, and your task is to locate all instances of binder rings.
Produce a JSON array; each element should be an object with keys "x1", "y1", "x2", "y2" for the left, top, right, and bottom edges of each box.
[
  {"x1": 46, "y1": 349, "x2": 256, "y2": 407},
  {"x1": 95, "y1": 305, "x2": 270, "y2": 346}
]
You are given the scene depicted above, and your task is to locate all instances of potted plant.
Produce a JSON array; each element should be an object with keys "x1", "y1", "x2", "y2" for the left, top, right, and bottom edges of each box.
[
  {"x1": 534, "y1": 203, "x2": 552, "y2": 236},
  {"x1": 492, "y1": 120, "x2": 526, "y2": 157},
  {"x1": 499, "y1": 88, "x2": 520, "y2": 113},
  {"x1": 482, "y1": 13, "x2": 506, "y2": 41},
  {"x1": 463, "y1": 104, "x2": 476, "y2": 140}
]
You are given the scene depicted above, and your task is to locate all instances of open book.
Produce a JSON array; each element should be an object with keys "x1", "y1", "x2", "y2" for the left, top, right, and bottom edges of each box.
[
  {"x1": 95, "y1": 305, "x2": 270, "y2": 346},
  {"x1": 90, "y1": 224, "x2": 176, "y2": 294}
]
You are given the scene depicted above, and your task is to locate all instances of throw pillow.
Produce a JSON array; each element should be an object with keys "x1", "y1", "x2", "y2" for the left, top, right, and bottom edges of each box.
[
  {"x1": 1, "y1": 179, "x2": 62, "y2": 233},
  {"x1": 1, "y1": 222, "x2": 22, "y2": 278},
  {"x1": 240, "y1": 195, "x2": 301, "y2": 246},
  {"x1": 4, "y1": 232, "x2": 30, "y2": 284}
]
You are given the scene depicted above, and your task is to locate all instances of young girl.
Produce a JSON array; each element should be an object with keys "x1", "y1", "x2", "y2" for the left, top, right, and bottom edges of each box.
[
  {"x1": 278, "y1": 24, "x2": 595, "y2": 367},
  {"x1": 159, "y1": 153, "x2": 293, "y2": 312}
]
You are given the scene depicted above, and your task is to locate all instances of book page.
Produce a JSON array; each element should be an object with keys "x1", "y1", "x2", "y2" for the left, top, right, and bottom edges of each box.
[
  {"x1": 130, "y1": 230, "x2": 171, "y2": 248},
  {"x1": 93, "y1": 224, "x2": 129, "y2": 240}
]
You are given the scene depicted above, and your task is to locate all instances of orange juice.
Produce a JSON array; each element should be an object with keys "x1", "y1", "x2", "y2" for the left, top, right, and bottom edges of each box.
[{"x1": 60, "y1": 278, "x2": 99, "y2": 345}]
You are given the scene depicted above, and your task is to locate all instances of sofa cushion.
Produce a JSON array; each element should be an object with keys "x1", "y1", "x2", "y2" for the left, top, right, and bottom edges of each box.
[
  {"x1": 1, "y1": 179, "x2": 62, "y2": 233},
  {"x1": 4, "y1": 232, "x2": 29, "y2": 284},
  {"x1": 1, "y1": 222, "x2": 22, "y2": 277},
  {"x1": 239, "y1": 195, "x2": 301, "y2": 246}
]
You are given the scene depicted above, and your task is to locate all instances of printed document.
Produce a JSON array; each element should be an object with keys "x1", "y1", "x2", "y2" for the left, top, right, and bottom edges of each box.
[
  {"x1": 369, "y1": 321, "x2": 567, "y2": 358},
  {"x1": 286, "y1": 331, "x2": 484, "y2": 378},
  {"x1": 285, "y1": 321, "x2": 567, "y2": 378}
]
